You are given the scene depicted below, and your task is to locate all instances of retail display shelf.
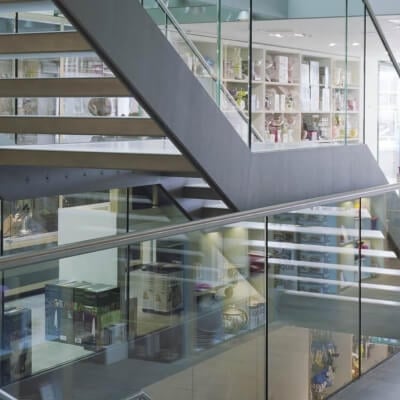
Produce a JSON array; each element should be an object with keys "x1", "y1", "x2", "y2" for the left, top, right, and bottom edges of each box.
[
  {"x1": 223, "y1": 79, "x2": 263, "y2": 84},
  {"x1": 227, "y1": 221, "x2": 383, "y2": 239},
  {"x1": 246, "y1": 239, "x2": 396, "y2": 258},
  {"x1": 265, "y1": 111, "x2": 299, "y2": 114},
  {"x1": 268, "y1": 223, "x2": 384, "y2": 239},
  {"x1": 270, "y1": 273, "x2": 400, "y2": 293},
  {"x1": 268, "y1": 257, "x2": 400, "y2": 277},
  {"x1": 279, "y1": 288, "x2": 400, "y2": 307},
  {"x1": 332, "y1": 85, "x2": 360, "y2": 90},
  {"x1": 333, "y1": 111, "x2": 359, "y2": 114},
  {"x1": 265, "y1": 82, "x2": 300, "y2": 87},
  {"x1": 290, "y1": 206, "x2": 371, "y2": 218}
]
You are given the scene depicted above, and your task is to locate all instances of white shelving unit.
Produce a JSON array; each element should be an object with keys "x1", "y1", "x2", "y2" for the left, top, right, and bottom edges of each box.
[{"x1": 191, "y1": 37, "x2": 362, "y2": 146}]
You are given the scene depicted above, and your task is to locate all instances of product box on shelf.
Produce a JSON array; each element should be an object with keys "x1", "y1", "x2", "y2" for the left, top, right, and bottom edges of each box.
[
  {"x1": 45, "y1": 280, "x2": 66, "y2": 341},
  {"x1": 81, "y1": 284, "x2": 121, "y2": 351},
  {"x1": 310, "y1": 61, "x2": 320, "y2": 86},
  {"x1": 141, "y1": 263, "x2": 183, "y2": 315},
  {"x1": 301, "y1": 63, "x2": 310, "y2": 87},
  {"x1": 301, "y1": 86, "x2": 311, "y2": 112},
  {"x1": 1, "y1": 307, "x2": 32, "y2": 385},
  {"x1": 320, "y1": 66, "x2": 330, "y2": 87},
  {"x1": 321, "y1": 88, "x2": 330, "y2": 112},
  {"x1": 58, "y1": 281, "x2": 92, "y2": 344},
  {"x1": 45, "y1": 281, "x2": 122, "y2": 351},
  {"x1": 275, "y1": 55, "x2": 289, "y2": 83},
  {"x1": 310, "y1": 86, "x2": 320, "y2": 112}
]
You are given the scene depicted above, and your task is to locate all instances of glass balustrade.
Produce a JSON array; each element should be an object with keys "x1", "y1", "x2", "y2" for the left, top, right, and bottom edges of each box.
[{"x1": 0, "y1": 184, "x2": 399, "y2": 398}]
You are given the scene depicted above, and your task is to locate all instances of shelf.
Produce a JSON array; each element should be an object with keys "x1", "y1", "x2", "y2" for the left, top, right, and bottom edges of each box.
[
  {"x1": 265, "y1": 111, "x2": 299, "y2": 114},
  {"x1": 265, "y1": 82, "x2": 299, "y2": 87},
  {"x1": 333, "y1": 111, "x2": 359, "y2": 114},
  {"x1": 268, "y1": 257, "x2": 400, "y2": 277},
  {"x1": 302, "y1": 111, "x2": 331, "y2": 114},
  {"x1": 333, "y1": 85, "x2": 360, "y2": 90},
  {"x1": 290, "y1": 206, "x2": 371, "y2": 218},
  {"x1": 248, "y1": 239, "x2": 397, "y2": 258},
  {"x1": 223, "y1": 79, "x2": 263, "y2": 84},
  {"x1": 268, "y1": 223, "x2": 384, "y2": 239}
]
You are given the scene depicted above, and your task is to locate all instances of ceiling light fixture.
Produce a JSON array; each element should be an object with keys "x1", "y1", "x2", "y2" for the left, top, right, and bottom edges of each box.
[
  {"x1": 388, "y1": 19, "x2": 400, "y2": 24},
  {"x1": 269, "y1": 33, "x2": 284, "y2": 38},
  {"x1": 329, "y1": 42, "x2": 337, "y2": 47},
  {"x1": 293, "y1": 33, "x2": 306, "y2": 38},
  {"x1": 352, "y1": 42, "x2": 361, "y2": 46}
]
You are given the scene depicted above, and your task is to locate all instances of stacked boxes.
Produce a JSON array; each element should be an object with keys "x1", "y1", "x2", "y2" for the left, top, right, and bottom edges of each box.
[
  {"x1": 45, "y1": 281, "x2": 125, "y2": 351},
  {"x1": 1, "y1": 307, "x2": 32, "y2": 385}
]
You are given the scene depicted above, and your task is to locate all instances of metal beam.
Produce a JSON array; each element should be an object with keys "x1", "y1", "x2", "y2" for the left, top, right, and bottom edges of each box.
[{"x1": 0, "y1": 166, "x2": 163, "y2": 200}]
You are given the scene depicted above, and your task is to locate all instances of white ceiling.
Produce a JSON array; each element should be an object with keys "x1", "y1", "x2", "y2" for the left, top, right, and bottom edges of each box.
[{"x1": 184, "y1": 15, "x2": 400, "y2": 61}]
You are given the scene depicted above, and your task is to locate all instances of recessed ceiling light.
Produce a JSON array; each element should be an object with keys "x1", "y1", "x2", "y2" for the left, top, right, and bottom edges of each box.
[
  {"x1": 352, "y1": 42, "x2": 361, "y2": 46},
  {"x1": 388, "y1": 19, "x2": 400, "y2": 24},
  {"x1": 329, "y1": 42, "x2": 337, "y2": 47},
  {"x1": 293, "y1": 33, "x2": 306, "y2": 38},
  {"x1": 269, "y1": 33, "x2": 284, "y2": 38}
]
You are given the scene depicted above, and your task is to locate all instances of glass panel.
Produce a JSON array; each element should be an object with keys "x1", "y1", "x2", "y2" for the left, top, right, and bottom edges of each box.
[
  {"x1": 2, "y1": 246, "x2": 128, "y2": 398},
  {"x1": 0, "y1": 217, "x2": 266, "y2": 399},
  {"x1": 268, "y1": 200, "x2": 360, "y2": 399},
  {"x1": 142, "y1": 0, "x2": 254, "y2": 145},
  {"x1": 360, "y1": 192, "x2": 400, "y2": 373},
  {"x1": 365, "y1": 11, "x2": 400, "y2": 182}
]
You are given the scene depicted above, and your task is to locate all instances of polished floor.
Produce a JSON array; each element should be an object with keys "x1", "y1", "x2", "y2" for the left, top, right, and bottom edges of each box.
[{"x1": 332, "y1": 352, "x2": 400, "y2": 400}]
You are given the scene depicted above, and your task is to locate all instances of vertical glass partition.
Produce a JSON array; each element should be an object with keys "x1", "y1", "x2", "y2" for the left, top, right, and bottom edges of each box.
[
  {"x1": 364, "y1": 9, "x2": 400, "y2": 183},
  {"x1": 268, "y1": 200, "x2": 361, "y2": 399},
  {"x1": 360, "y1": 191, "x2": 400, "y2": 373},
  {"x1": 143, "y1": 0, "x2": 255, "y2": 145}
]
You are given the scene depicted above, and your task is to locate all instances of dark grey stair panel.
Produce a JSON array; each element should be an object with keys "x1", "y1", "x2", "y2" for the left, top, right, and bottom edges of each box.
[
  {"x1": 0, "y1": 166, "x2": 163, "y2": 200},
  {"x1": 53, "y1": 0, "x2": 388, "y2": 210}
]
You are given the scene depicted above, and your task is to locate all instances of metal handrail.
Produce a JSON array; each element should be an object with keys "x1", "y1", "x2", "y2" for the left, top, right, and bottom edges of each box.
[
  {"x1": 363, "y1": 0, "x2": 400, "y2": 80},
  {"x1": 153, "y1": 0, "x2": 264, "y2": 142},
  {"x1": 0, "y1": 389, "x2": 17, "y2": 400},
  {"x1": 0, "y1": 183, "x2": 398, "y2": 271}
]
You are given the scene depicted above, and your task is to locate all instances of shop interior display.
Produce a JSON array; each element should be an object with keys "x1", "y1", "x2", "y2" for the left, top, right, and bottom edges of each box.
[
  {"x1": 188, "y1": 40, "x2": 361, "y2": 145},
  {"x1": 266, "y1": 199, "x2": 393, "y2": 295}
]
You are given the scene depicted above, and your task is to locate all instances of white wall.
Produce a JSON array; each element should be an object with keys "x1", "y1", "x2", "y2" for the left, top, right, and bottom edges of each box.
[{"x1": 58, "y1": 204, "x2": 118, "y2": 285}]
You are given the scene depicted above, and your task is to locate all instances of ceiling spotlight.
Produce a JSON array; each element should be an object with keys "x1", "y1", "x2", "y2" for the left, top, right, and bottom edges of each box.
[
  {"x1": 269, "y1": 33, "x2": 284, "y2": 38},
  {"x1": 352, "y1": 42, "x2": 361, "y2": 46},
  {"x1": 329, "y1": 42, "x2": 337, "y2": 47}
]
